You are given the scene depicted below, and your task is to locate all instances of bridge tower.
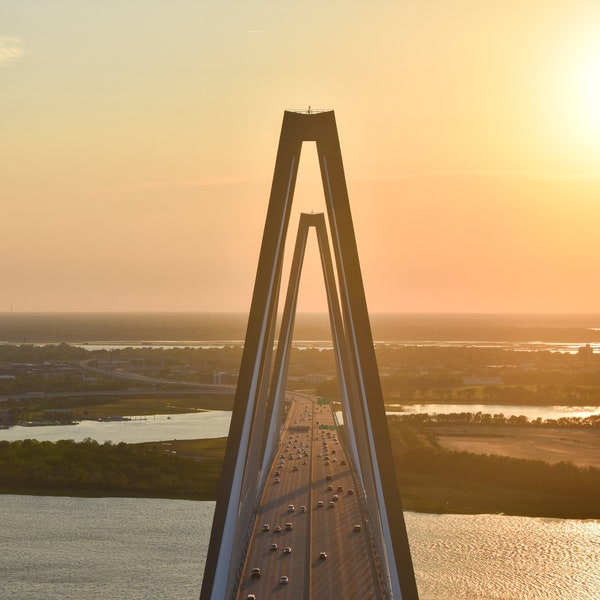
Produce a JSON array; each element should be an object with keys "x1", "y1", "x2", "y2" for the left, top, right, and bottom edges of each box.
[{"x1": 200, "y1": 110, "x2": 419, "y2": 599}]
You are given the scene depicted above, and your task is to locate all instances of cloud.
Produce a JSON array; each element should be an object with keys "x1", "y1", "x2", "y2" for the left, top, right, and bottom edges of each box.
[{"x1": 0, "y1": 35, "x2": 24, "y2": 66}]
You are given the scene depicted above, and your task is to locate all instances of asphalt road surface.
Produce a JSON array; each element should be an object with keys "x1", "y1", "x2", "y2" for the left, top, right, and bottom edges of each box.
[{"x1": 236, "y1": 395, "x2": 385, "y2": 599}]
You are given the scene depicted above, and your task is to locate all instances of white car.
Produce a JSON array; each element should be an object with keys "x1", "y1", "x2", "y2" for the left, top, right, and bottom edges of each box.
[
  {"x1": 287, "y1": 504, "x2": 295, "y2": 512},
  {"x1": 283, "y1": 546, "x2": 292, "y2": 554}
]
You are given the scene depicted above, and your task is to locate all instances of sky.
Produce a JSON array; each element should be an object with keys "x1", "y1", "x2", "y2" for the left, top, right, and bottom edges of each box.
[{"x1": 2, "y1": 1, "x2": 600, "y2": 314}]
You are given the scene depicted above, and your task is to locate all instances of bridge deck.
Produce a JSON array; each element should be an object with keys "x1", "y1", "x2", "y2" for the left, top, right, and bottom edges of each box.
[{"x1": 236, "y1": 395, "x2": 385, "y2": 599}]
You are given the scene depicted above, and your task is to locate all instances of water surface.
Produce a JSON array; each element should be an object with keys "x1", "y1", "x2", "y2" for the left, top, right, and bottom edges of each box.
[
  {"x1": 1, "y1": 495, "x2": 598, "y2": 600},
  {"x1": 0, "y1": 411, "x2": 231, "y2": 444},
  {"x1": 3, "y1": 404, "x2": 597, "y2": 444}
]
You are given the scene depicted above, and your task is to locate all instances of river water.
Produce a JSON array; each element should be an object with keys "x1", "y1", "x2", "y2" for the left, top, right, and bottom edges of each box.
[
  {"x1": 386, "y1": 403, "x2": 600, "y2": 420},
  {"x1": 2, "y1": 404, "x2": 598, "y2": 599},
  {"x1": 0, "y1": 411, "x2": 232, "y2": 444},
  {"x1": 0, "y1": 495, "x2": 597, "y2": 600},
  {"x1": 2, "y1": 405, "x2": 597, "y2": 444}
]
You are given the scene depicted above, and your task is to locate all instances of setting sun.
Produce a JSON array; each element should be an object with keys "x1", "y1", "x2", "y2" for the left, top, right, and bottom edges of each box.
[
  {"x1": 1, "y1": 1, "x2": 600, "y2": 314},
  {"x1": 554, "y1": 35, "x2": 600, "y2": 158}
]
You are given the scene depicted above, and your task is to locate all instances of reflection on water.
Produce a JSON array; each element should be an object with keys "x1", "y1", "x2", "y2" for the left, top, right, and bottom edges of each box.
[
  {"x1": 407, "y1": 512, "x2": 600, "y2": 600},
  {"x1": 1, "y1": 495, "x2": 598, "y2": 600},
  {"x1": 387, "y1": 404, "x2": 600, "y2": 420},
  {"x1": 0, "y1": 411, "x2": 231, "y2": 444},
  {"x1": 36, "y1": 338, "x2": 600, "y2": 354}
]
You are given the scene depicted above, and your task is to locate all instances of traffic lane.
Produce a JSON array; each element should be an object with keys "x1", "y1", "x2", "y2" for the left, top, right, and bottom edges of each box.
[
  {"x1": 310, "y1": 408, "x2": 383, "y2": 598},
  {"x1": 311, "y1": 480, "x2": 378, "y2": 599},
  {"x1": 238, "y1": 486, "x2": 308, "y2": 595},
  {"x1": 239, "y1": 470, "x2": 309, "y2": 595},
  {"x1": 236, "y1": 404, "x2": 311, "y2": 598}
]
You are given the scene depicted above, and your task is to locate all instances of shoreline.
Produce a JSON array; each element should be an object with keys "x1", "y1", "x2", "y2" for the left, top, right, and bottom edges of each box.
[
  {"x1": 2, "y1": 486, "x2": 597, "y2": 520},
  {"x1": 2, "y1": 433, "x2": 598, "y2": 520}
]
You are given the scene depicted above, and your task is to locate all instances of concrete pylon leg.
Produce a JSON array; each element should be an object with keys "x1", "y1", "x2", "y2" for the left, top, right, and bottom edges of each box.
[{"x1": 200, "y1": 110, "x2": 419, "y2": 600}]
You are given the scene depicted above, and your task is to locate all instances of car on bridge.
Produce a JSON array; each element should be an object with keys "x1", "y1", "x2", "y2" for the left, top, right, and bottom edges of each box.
[
  {"x1": 279, "y1": 575, "x2": 289, "y2": 584},
  {"x1": 251, "y1": 568, "x2": 261, "y2": 579}
]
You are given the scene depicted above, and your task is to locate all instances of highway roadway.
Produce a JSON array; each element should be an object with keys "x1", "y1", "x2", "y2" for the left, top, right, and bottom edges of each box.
[{"x1": 236, "y1": 395, "x2": 385, "y2": 599}]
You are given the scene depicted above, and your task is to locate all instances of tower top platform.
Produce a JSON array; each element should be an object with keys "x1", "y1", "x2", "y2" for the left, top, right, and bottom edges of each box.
[{"x1": 287, "y1": 107, "x2": 332, "y2": 114}]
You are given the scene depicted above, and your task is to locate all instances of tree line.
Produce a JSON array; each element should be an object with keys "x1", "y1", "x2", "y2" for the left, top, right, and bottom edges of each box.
[{"x1": 393, "y1": 412, "x2": 600, "y2": 428}]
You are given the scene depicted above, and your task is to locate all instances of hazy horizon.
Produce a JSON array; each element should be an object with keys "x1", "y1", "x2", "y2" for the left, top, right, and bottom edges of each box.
[
  {"x1": 3, "y1": 312, "x2": 600, "y2": 346},
  {"x1": 3, "y1": 2, "x2": 600, "y2": 314},
  {"x1": 2, "y1": 309, "x2": 600, "y2": 316}
]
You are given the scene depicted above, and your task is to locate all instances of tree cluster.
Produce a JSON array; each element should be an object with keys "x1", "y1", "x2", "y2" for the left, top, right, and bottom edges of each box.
[{"x1": 0, "y1": 438, "x2": 221, "y2": 500}]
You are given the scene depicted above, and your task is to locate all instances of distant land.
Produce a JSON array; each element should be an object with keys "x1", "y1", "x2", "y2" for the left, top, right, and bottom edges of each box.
[{"x1": 2, "y1": 312, "x2": 600, "y2": 344}]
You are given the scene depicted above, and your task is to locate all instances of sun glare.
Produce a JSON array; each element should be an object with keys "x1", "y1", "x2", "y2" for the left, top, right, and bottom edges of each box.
[{"x1": 557, "y1": 38, "x2": 600, "y2": 156}]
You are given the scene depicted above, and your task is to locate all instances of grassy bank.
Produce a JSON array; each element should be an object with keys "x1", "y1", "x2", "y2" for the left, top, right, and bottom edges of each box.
[
  {"x1": 73, "y1": 395, "x2": 233, "y2": 418},
  {"x1": 389, "y1": 419, "x2": 600, "y2": 519},
  {"x1": 397, "y1": 472, "x2": 599, "y2": 519}
]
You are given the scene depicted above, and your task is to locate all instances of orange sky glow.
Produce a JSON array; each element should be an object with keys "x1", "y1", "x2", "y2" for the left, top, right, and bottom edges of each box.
[{"x1": 2, "y1": 1, "x2": 600, "y2": 314}]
